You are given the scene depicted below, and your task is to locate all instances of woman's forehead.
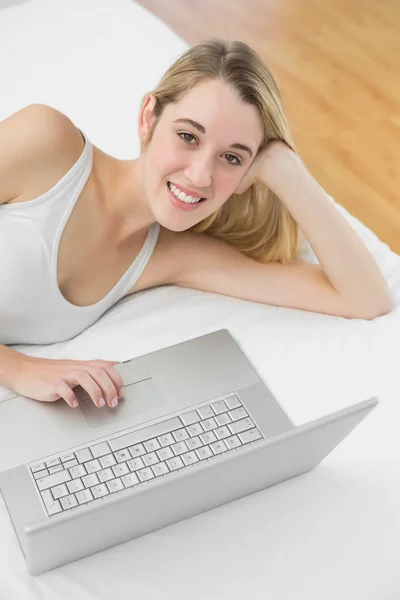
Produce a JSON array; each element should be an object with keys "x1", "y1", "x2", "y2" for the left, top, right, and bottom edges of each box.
[{"x1": 165, "y1": 81, "x2": 264, "y2": 147}]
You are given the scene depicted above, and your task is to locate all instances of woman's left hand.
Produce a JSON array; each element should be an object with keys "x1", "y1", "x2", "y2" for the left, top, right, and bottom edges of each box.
[{"x1": 234, "y1": 139, "x2": 300, "y2": 195}]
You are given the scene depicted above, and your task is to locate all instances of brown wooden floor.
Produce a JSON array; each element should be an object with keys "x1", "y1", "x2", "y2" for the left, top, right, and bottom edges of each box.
[{"x1": 137, "y1": 0, "x2": 400, "y2": 254}]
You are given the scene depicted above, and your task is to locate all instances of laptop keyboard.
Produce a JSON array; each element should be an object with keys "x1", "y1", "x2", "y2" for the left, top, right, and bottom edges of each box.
[{"x1": 29, "y1": 394, "x2": 263, "y2": 517}]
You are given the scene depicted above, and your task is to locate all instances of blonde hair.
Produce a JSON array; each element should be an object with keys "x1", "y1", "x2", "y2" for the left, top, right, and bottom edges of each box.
[{"x1": 139, "y1": 37, "x2": 305, "y2": 264}]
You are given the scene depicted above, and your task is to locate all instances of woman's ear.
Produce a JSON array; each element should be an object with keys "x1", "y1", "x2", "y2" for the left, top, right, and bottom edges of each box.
[{"x1": 138, "y1": 94, "x2": 157, "y2": 141}]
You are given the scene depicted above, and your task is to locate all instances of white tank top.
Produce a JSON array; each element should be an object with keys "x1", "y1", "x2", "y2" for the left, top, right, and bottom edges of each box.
[{"x1": 0, "y1": 129, "x2": 160, "y2": 346}]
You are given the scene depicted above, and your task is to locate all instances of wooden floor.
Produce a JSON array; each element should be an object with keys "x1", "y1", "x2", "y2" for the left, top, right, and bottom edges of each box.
[{"x1": 137, "y1": 0, "x2": 400, "y2": 254}]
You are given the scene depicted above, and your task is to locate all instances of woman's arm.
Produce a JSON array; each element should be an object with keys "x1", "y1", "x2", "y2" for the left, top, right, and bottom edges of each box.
[
  {"x1": 254, "y1": 142, "x2": 393, "y2": 317},
  {"x1": 0, "y1": 344, "x2": 28, "y2": 390}
]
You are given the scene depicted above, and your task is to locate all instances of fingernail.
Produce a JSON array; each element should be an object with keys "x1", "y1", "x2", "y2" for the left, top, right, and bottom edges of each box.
[
  {"x1": 98, "y1": 397, "x2": 106, "y2": 407},
  {"x1": 111, "y1": 397, "x2": 118, "y2": 408},
  {"x1": 72, "y1": 399, "x2": 79, "y2": 408},
  {"x1": 119, "y1": 387, "x2": 125, "y2": 398}
]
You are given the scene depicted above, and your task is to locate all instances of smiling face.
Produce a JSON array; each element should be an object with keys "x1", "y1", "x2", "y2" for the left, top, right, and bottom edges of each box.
[{"x1": 139, "y1": 79, "x2": 264, "y2": 231}]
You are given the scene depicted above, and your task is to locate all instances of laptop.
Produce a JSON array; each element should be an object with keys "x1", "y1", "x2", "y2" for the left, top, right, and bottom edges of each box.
[{"x1": 0, "y1": 329, "x2": 378, "y2": 575}]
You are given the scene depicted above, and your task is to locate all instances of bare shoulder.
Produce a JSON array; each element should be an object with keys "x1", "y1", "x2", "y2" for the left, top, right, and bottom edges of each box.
[{"x1": 0, "y1": 103, "x2": 85, "y2": 204}]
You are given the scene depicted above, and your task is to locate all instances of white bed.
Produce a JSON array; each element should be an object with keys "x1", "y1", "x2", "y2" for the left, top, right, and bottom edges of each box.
[{"x1": 0, "y1": 1, "x2": 399, "y2": 598}]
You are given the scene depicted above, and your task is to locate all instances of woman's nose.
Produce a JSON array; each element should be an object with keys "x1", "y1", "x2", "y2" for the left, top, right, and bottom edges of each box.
[{"x1": 184, "y1": 156, "x2": 213, "y2": 189}]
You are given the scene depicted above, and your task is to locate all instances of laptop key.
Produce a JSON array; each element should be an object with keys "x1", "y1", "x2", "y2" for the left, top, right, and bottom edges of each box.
[
  {"x1": 112, "y1": 463, "x2": 130, "y2": 477},
  {"x1": 228, "y1": 417, "x2": 255, "y2": 435},
  {"x1": 128, "y1": 457, "x2": 145, "y2": 471},
  {"x1": 214, "y1": 426, "x2": 231, "y2": 440},
  {"x1": 195, "y1": 446, "x2": 213, "y2": 460},
  {"x1": 197, "y1": 405, "x2": 214, "y2": 420},
  {"x1": 200, "y1": 431, "x2": 217, "y2": 445},
  {"x1": 228, "y1": 407, "x2": 248, "y2": 422},
  {"x1": 137, "y1": 467, "x2": 155, "y2": 482},
  {"x1": 75, "y1": 448, "x2": 93, "y2": 463},
  {"x1": 114, "y1": 449, "x2": 131, "y2": 463},
  {"x1": 37, "y1": 469, "x2": 71, "y2": 491},
  {"x1": 47, "y1": 500, "x2": 63, "y2": 515},
  {"x1": 31, "y1": 462, "x2": 46, "y2": 473},
  {"x1": 181, "y1": 451, "x2": 199, "y2": 466},
  {"x1": 129, "y1": 443, "x2": 146, "y2": 457},
  {"x1": 210, "y1": 440, "x2": 228, "y2": 455},
  {"x1": 152, "y1": 462, "x2": 169, "y2": 477},
  {"x1": 172, "y1": 428, "x2": 190, "y2": 442},
  {"x1": 187, "y1": 423, "x2": 203, "y2": 437},
  {"x1": 144, "y1": 438, "x2": 161, "y2": 452},
  {"x1": 224, "y1": 435, "x2": 242, "y2": 449},
  {"x1": 156, "y1": 447, "x2": 174, "y2": 461},
  {"x1": 51, "y1": 483, "x2": 69, "y2": 499},
  {"x1": 211, "y1": 400, "x2": 229, "y2": 414},
  {"x1": 171, "y1": 441, "x2": 188, "y2": 456},
  {"x1": 82, "y1": 473, "x2": 100, "y2": 488},
  {"x1": 34, "y1": 469, "x2": 49, "y2": 480},
  {"x1": 46, "y1": 458, "x2": 61, "y2": 468},
  {"x1": 70, "y1": 464, "x2": 87, "y2": 479},
  {"x1": 142, "y1": 452, "x2": 159, "y2": 467},
  {"x1": 75, "y1": 489, "x2": 93, "y2": 504},
  {"x1": 90, "y1": 442, "x2": 111, "y2": 458},
  {"x1": 67, "y1": 478, "x2": 84, "y2": 494},
  {"x1": 180, "y1": 410, "x2": 201, "y2": 426},
  {"x1": 99, "y1": 454, "x2": 117, "y2": 468},
  {"x1": 92, "y1": 484, "x2": 109, "y2": 499},
  {"x1": 201, "y1": 417, "x2": 217, "y2": 431},
  {"x1": 60, "y1": 494, "x2": 78, "y2": 510},
  {"x1": 40, "y1": 489, "x2": 55, "y2": 507},
  {"x1": 98, "y1": 468, "x2": 114, "y2": 482},
  {"x1": 186, "y1": 436, "x2": 203, "y2": 450},
  {"x1": 239, "y1": 428, "x2": 262, "y2": 444},
  {"x1": 225, "y1": 395, "x2": 241, "y2": 410},
  {"x1": 157, "y1": 433, "x2": 174, "y2": 447},
  {"x1": 60, "y1": 453, "x2": 75, "y2": 463},
  {"x1": 166, "y1": 456, "x2": 184, "y2": 471},
  {"x1": 106, "y1": 478, "x2": 124, "y2": 493},
  {"x1": 85, "y1": 459, "x2": 102, "y2": 474},
  {"x1": 215, "y1": 412, "x2": 231, "y2": 426},
  {"x1": 122, "y1": 472, "x2": 140, "y2": 487}
]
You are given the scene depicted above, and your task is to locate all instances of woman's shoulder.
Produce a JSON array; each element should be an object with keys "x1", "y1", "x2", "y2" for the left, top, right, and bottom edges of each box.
[{"x1": 1, "y1": 103, "x2": 86, "y2": 206}]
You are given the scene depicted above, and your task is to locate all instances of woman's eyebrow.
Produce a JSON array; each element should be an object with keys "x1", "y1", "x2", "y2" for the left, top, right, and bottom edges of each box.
[{"x1": 172, "y1": 117, "x2": 254, "y2": 158}]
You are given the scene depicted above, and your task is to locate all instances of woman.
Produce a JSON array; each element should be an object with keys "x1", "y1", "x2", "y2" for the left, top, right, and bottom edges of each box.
[{"x1": 0, "y1": 38, "x2": 392, "y2": 409}]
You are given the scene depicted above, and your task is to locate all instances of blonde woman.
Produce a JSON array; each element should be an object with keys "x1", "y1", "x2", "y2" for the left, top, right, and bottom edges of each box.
[{"x1": 0, "y1": 38, "x2": 392, "y2": 409}]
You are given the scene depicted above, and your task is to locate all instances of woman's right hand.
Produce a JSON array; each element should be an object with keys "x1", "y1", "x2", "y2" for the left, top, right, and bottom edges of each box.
[{"x1": 8, "y1": 356, "x2": 125, "y2": 409}]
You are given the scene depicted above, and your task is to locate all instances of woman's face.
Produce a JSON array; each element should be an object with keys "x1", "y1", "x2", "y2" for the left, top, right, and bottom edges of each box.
[{"x1": 139, "y1": 79, "x2": 264, "y2": 231}]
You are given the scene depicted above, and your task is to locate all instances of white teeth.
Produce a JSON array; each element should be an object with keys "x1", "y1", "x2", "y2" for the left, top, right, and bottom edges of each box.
[{"x1": 168, "y1": 182, "x2": 203, "y2": 204}]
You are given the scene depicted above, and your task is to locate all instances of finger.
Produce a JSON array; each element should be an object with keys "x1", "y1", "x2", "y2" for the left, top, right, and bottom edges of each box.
[
  {"x1": 81, "y1": 367, "x2": 120, "y2": 408},
  {"x1": 89, "y1": 360, "x2": 125, "y2": 398},
  {"x1": 99, "y1": 364, "x2": 125, "y2": 399},
  {"x1": 66, "y1": 365, "x2": 105, "y2": 408},
  {"x1": 52, "y1": 378, "x2": 79, "y2": 408}
]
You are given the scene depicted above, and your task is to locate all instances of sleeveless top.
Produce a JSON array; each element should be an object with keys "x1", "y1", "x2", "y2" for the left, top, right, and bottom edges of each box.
[{"x1": 0, "y1": 129, "x2": 160, "y2": 346}]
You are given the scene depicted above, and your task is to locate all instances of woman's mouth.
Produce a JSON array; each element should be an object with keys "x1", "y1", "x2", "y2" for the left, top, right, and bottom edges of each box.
[{"x1": 166, "y1": 181, "x2": 206, "y2": 211}]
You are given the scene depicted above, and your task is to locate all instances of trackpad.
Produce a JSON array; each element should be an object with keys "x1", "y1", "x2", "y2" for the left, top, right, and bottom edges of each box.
[{"x1": 79, "y1": 378, "x2": 164, "y2": 428}]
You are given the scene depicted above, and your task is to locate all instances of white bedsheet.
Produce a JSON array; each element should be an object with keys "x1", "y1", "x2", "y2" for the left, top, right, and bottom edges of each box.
[{"x1": 0, "y1": 1, "x2": 399, "y2": 598}]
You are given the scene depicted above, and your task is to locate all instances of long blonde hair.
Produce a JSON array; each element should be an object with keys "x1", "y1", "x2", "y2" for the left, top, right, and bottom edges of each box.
[{"x1": 139, "y1": 37, "x2": 305, "y2": 264}]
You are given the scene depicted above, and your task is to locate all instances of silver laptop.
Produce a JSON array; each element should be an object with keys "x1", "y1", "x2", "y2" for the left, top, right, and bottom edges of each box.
[{"x1": 0, "y1": 329, "x2": 378, "y2": 575}]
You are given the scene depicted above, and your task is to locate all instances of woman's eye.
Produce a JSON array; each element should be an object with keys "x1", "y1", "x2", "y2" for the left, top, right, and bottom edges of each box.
[{"x1": 177, "y1": 132, "x2": 241, "y2": 166}]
